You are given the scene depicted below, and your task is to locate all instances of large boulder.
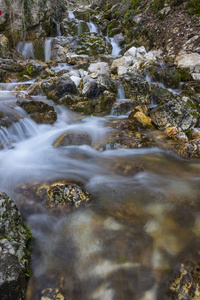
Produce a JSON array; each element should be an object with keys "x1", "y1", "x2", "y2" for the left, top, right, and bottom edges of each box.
[
  {"x1": 150, "y1": 96, "x2": 198, "y2": 131},
  {"x1": 61, "y1": 17, "x2": 89, "y2": 36},
  {"x1": 0, "y1": 0, "x2": 54, "y2": 44},
  {"x1": 75, "y1": 33, "x2": 112, "y2": 56},
  {"x1": 88, "y1": 62, "x2": 110, "y2": 77},
  {"x1": 121, "y1": 73, "x2": 151, "y2": 103},
  {"x1": 16, "y1": 99, "x2": 57, "y2": 125},
  {"x1": 51, "y1": 36, "x2": 77, "y2": 63},
  {"x1": 42, "y1": 75, "x2": 79, "y2": 102},
  {"x1": 0, "y1": 192, "x2": 32, "y2": 300}
]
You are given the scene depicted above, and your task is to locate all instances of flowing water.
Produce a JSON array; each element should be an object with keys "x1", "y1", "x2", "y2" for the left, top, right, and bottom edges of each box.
[
  {"x1": 4, "y1": 10, "x2": 200, "y2": 300},
  {"x1": 45, "y1": 38, "x2": 52, "y2": 62},
  {"x1": 16, "y1": 42, "x2": 35, "y2": 59},
  {"x1": 56, "y1": 23, "x2": 62, "y2": 36},
  {"x1": 87, "y1": 21, "x2": 99, "y2": 34},
  {"x1": 1, "y1": 81, "x2": 200, "y2": 300}
]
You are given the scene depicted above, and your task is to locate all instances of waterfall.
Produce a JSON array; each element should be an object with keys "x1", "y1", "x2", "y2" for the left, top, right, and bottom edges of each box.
[
  {"x1": 87, "y1": 21, "x2": 99, "y2": 33},
  {"x1": 56, "y1": 23, "x2": 61, "y2": 36},
  {"x1": 45, "y1": 38, "x2": 52, "y2": 62},
  {"x1": 68, "y1": 11, "x2": 75, "y2": 19},
  {"x1": 77, "y1": 21, "x2": 83, "y2": 36},
  {"x1": 16, "y1": 42, "x2": 35, "y2": 59},
  {"x1": 117, "y1": 83, "x2": 125, "y2": 100},
  {"x1": 110, "y1": 38, "x2": 121, "y2": 55}
]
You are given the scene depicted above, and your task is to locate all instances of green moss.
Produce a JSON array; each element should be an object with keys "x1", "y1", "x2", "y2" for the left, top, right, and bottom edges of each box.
[
  {"x1": 186, "y1": 100, "x2": 196, "y2": 109},
  {"x1": 151, "y1": 0, "x2": 165, "y2": 12},
  {"x1": 185, "y1": 129, "x2": 193, "y2": 140},
  {"x1": 188, "y1": 0, "x2": 200, "y2": 16},
  {"x1": 190, "y1": 111, "x2": 198, "y2": 119},
  {"x1": 132, "y1": 0, "x2": 141, "y2": 10},
  {"x1": 178, "y1": 68, "x2": 193, "y2": 82}
]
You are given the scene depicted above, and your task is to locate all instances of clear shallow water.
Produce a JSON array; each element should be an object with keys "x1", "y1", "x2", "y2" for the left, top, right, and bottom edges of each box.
[{"x1": 1, "y1": 88, "x2": 200, "y2": 299}]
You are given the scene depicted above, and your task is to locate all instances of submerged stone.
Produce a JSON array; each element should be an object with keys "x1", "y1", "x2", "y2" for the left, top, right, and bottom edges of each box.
[
  {"x1": 18, "y1": 181, "x2": 92, "y2": 211},
  {"x1": 53, "y1": 131, "x2": 92, "y2": 147}
]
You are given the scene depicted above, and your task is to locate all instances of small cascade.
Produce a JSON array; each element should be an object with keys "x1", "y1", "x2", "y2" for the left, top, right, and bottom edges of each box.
[
  {"x1": 0, "y1": 118, "x2": 38, "y2": 148},
  {"x1": 51, "y1": 63, "x2": 73, "y2": 73},
  {"x1": 117, "y1": 83, "x2": 125, "y2": 100},
  {"x1": 56, "y1": 23, "x2": 62, "y2": 36},
  {"x1": 145, "y1": 74, "x2": 181, "y2": 108},
  {"x1": 0, "y1": 80, "x2": 34, "y2": 91},
  {"x1": 68, "y1": 11, "x2": 75, "y2": 19},
  {"x1": 77, "y1": 21, "x2": 83, "y2": 36},
  {"x1": 87, "y1": 21, "x2": 99, "y2": 33},
  {"x1": 45, "y1": 38, "x2": 52, "y2": 62},
  {"x1": 110, "y1": 38, "x2": 121, "y2": 55},
  {"x1": 16, "y1": 42, "x2": 35, "y2": 59}
]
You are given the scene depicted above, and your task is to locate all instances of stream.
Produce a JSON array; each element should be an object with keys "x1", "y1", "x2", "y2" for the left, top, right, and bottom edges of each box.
[
  {"x1": 6, "y1": 10, "x2": 200, "y2": 300},
  {"x1": 1, "y1": 82, "x2": 200, "y2": 300}
]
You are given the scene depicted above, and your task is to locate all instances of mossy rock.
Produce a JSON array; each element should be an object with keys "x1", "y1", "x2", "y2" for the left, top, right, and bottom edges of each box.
[
  {"x1": 75, "y1": 33, "x2": 112, "y2": 56},
  {"x1": 73, "y1": 10, "x2": 90, "y2": 22},
  {"x1": 33, "y1": 40, "x2": 45, "y2": 61},
  {"x1": 16, "y1": 99, "x2": 57, "y2": 124},
  {"x1": 145, "y1": 65, "x2": 182, "y2": 89},
  {"x1": 122, "y1": 73, "x2": 151, "y2": 103}
]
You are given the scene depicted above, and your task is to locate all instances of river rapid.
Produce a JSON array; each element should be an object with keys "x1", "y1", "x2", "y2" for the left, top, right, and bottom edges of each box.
[{"x1": 0, "y1": 82, "x2": 200, "y2": 300}]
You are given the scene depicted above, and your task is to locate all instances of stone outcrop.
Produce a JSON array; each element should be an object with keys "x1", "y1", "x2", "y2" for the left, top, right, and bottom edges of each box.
[
  {"x1": 0, "y1": 0, "x2": 56, "y2": 45},
  {"x1": 0, "y1": 192, "x2": 32, "y2": 300}
]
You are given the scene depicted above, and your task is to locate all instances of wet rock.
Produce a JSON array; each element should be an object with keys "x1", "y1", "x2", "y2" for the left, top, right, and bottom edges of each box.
[
  {"x1": 27, "y1": 82, "x2": 46, "y2": 96},
  {"x1": 109, "y1": 159, "x2": 144, "y2": 176},
  {"x1": 150, "y1": 96, "x2": 198, "y2": 131},
  {"x1": 131, "y1": 111, "x2": 152, "y2": 129},
  {"x1": 32, "y1": 181, "x2": 91, "y2": 211},
  {"x1": 145, "y1": 64, "x2": 182, "y2": 89},
  {"x1": 0, "y1": 192, "x2": 32, "y2": 300},
  {"x1": 66, "y1": 53, "x2": 89, "y2": 65},
  {"x1": 26, "y1": 60, "x2": 46, "y2": 77},
  {"x1": 95, "y1": 130, "x2": 155, "y2": 151},
  {"x1": 42, "y1": 75, "x2": 78, "y2": 102},
  {"x1": 82, "y1": 76, "x2": 104, "y2": 99},
  {"x1": 0, "y1": 59, "x2": 24, "y2": 72},
  {"x1": 108, "y1": 119, "x2": 138, "y2": 131},
  {"x1": 40, "y1": 288, "x2": 65, "y2": 300},
  {"x1": 176, "y1": 138, "x2": 200, "y2": 158},
  {"x1": 51, "y1": 36, "x2": 77, "y2": 63},
  {"x1": 121, "y1": 73, "x2": 151, "y2": 103},
  {"x1": 16, "y1": 99, "x2": 57, "y2": 124},
  {"x1": 0, "y1": 106, "x2": 23, "y2": 128},
  {"x1": 61, "y1": 17, "x2": 89, "y2": 37},
  {"x1": 168, "y1": 251, "x2": 200, "y2": 299},
  {"x1": 75, "y1": 33, "x2": 112, "y2": 56},
  {"x1": 73, "y1": 9, "x2": 91, "y2": 22},
  {"x1": 53, "y1": 131, "x2": 92, "y2": 147},
  {"x1": 111, "y1": 100, "x2": 135, "y2": 116}
]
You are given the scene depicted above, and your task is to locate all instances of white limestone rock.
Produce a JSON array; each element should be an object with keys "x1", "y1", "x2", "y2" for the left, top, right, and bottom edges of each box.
[
  {"x1": 88, "y1": 62, "x2": 110, "y2": 77},
  {"x1": 175, "y1": 53, "x2": 200, "y2": 72}
]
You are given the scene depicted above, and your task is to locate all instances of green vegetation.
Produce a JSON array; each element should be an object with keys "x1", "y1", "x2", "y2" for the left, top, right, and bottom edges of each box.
[{"x1": 188, "y1": 0, "x2": 200, "y2": 16}]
